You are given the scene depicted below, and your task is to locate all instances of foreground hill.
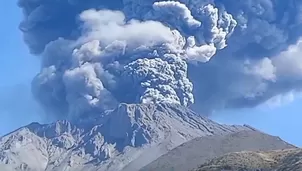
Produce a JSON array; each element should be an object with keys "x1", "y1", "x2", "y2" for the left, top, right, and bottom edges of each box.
[{"x1": 194, "y1": 148, "x2": 302, "y2": 171}]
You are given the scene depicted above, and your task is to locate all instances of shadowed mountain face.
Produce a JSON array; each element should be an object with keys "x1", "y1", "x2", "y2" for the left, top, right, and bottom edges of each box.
[
  {"x1": 141, "y1": 130, "x2": 295, "y2": 171},
  {"x1": 0, "y1": 103, "x2": 253, "y2": 171}
]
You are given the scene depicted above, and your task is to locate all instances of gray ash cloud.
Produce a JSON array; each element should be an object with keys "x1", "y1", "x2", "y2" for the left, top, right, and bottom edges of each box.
[{"x1": 18, "y1": 0, "x2": 302, "y2": 118}]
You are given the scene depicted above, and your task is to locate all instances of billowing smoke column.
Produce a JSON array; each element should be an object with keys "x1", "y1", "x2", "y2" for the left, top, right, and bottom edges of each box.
[{"x1": 18, "y1": 0, "x2": 302, "y2": 118}]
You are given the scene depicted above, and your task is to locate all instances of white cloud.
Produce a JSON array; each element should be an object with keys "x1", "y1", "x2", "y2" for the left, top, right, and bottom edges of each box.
[{"x1": 273, "y1": 39, "x2": 302, "y2": 78}]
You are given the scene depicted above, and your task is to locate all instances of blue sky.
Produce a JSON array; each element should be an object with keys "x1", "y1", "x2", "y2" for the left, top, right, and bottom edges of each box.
[
  {"x1": 210, "y1": 101, "x2": 302, "y2": 146},
  {"x1": 0, "y1": 0, "x2": 42, "y2": 135},
  {"x1": 0, "y1": 0, "x2": 301, "y2": 146}
]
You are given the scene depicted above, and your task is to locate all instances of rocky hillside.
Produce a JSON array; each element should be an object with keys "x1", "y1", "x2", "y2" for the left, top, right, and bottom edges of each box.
[
  {"x1": 194, "y1": 148, "x2": 302, "y2": 171},
  {"x1": 0, "y1": 103, "x2": 252, "y2": 171}
]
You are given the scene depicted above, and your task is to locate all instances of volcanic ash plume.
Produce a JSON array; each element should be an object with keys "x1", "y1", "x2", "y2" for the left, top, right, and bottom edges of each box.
[{"x1": 18, "y1": 0, "x2": 302, "y2": 118}]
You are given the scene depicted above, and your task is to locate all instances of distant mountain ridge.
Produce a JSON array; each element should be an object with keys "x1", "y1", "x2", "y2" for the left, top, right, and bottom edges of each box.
[
  {"x1": 0, "y1": 104, "x2": 293, "y2": 171},
  {"x1": 0, "y1": 103, "x2": 255, "y2": 171}
]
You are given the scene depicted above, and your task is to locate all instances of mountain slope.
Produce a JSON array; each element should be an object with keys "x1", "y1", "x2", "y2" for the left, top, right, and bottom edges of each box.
[
  {"x1": 194, "y1": 148, "x2": 302, "y2": 171},
  {"x1": 141, "y1": 130, "x2": 295, "y2": 171},
  {"x1": 0, "y1": 103, "x2": 252, "y2": 171}
]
